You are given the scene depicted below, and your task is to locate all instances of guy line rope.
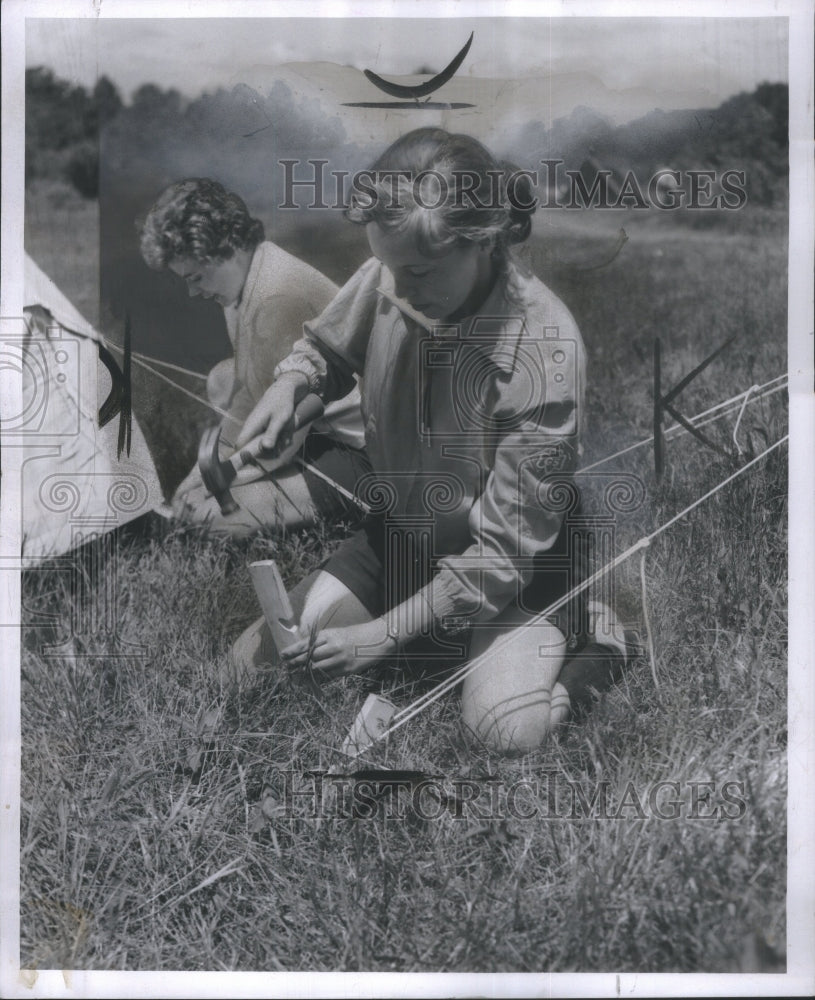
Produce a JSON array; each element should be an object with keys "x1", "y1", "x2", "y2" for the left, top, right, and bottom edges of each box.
[
  {"x1": 370, "y1": 433, "x2": 788, "y2": 748},
  {"x1": 107, "y1": 339, "x2": 787, "y2": 740},
  {"x1": 113, "y1": 336, "x2": 786, "y2": 510},
  {"x1": 580, "y1": 373, "x2": 787, "y2": 472},
  {"x1": 43, "y1": 433, "x2": 787, "y2": 764},
  {"x1": 107, "y1": 341, "x2": 368, "y2": 512}
]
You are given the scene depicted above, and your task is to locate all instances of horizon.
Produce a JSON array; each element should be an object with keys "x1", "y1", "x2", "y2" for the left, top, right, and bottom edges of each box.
[{"x1": 25, "y1": 15, "x2": 788, "y2": 127}]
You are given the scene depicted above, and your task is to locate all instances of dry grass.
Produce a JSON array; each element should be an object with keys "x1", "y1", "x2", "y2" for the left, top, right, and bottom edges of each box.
[{"x1": 19, "y1": 204, "x2": 788, "y2": 972}]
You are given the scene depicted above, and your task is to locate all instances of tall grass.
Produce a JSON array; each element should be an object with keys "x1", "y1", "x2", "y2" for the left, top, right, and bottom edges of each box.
[
  {"x1": 24, "y1": 180, "x2": 100, "y2": 328},
  {"x1": 20, "y1": 210, "x2": 787, "y2": 972}
]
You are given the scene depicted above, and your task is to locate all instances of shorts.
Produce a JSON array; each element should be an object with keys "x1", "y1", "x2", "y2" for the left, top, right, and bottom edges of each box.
[
  {"x1": 299, "y1": 434, "x2": 372, "y2": 517},
  {"x1": 321, "y1": 508, "x2": 589, "y2": 644}
]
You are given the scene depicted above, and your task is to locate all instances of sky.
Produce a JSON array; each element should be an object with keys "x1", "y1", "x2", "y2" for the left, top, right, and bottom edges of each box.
[{"x1": 23, "y1": 8, "x2": 788, "y2": 112}]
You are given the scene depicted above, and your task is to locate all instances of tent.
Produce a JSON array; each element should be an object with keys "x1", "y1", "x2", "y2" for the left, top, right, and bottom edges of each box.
[{"x1": 11, "y1": 253, "x2": 163, "y2": 565}]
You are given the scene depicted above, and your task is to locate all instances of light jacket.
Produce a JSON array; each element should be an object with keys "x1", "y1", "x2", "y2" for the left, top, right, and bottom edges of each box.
[
  {"x1": 276, "y1": 255, "x2": 586, "y2": 627},
  {"x1": 219, "y1": 241, "x2": 366, "y2": 450}
]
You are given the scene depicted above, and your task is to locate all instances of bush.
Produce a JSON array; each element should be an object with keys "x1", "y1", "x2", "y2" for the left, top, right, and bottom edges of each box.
[{"x1": 65, "y1": 141, "x2": 99, "y2": 199}]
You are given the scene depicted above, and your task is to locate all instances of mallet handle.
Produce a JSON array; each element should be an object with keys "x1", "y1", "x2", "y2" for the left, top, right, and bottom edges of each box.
[{"x1": 230, "y1": 393, "x2": 324, "y2": 474}]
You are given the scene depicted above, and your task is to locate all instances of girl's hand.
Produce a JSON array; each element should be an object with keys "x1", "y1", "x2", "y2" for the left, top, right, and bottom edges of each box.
[
  {"x1": 281, "y1": 619, "x2": 397, "y2": 680},
  {"x1": 174, "y1": 463, "x2": 204, "y2": 499},
  {"x1": 236, "y1": 371, "x2": 307, "y2": 451}
]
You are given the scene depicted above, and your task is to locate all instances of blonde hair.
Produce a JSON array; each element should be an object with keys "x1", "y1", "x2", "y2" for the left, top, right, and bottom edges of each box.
[{"x1": 345, "y1": 128, "x2": 535, "y2": 264}]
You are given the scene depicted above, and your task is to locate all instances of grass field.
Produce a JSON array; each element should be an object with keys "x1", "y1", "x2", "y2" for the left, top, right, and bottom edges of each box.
[
  {"x1": 24, "y1": 180, "x2": 101, "y2": 329},
  {"x1": 20, "y1": 188, "x2": 788, "y2": 973}
]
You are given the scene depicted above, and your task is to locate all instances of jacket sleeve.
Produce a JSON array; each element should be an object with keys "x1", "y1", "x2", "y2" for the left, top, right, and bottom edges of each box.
[
  {"x1": 244, "y1": 293, "x2": 318, "y2": 406},
  {"x1": 415, "y1": 339, "x2": 584, "y2": 627},
  {"x1": 274, "y1": 257, "x2": 383, "y2": 403},
  {"x1": 216, "y1": 293, "x2": 320, "y2": 445}
]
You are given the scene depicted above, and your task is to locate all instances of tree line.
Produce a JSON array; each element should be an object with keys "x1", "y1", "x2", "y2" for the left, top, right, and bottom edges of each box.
[
  {"x1": 27, "y1": 65, "x2": 788, "y2": 209},
  {"x1": 26, "y1": 68, "x2": 187, "y2": 197}
]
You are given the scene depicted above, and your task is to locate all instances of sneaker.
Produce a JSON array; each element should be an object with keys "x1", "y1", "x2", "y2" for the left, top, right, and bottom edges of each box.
[{"x1": 587, "y1": 600, "x2": 629, "y2": 662}]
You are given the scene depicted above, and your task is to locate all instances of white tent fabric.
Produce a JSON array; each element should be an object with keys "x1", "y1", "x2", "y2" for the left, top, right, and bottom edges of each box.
[{"x1": 17, "y1": 253, "x2": 163, "y2": 564}]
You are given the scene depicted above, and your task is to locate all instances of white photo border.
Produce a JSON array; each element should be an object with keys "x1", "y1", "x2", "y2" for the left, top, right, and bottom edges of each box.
[{"x1": 2, "y1": 1, "x2": 812, "y2": 996}]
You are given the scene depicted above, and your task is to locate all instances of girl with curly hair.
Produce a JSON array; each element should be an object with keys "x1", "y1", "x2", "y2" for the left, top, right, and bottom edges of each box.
[{"x1": 139, "y1": 178, "x2": 369, "y2": 533}]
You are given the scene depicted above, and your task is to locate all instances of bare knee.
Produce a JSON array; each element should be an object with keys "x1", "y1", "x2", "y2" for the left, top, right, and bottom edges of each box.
[
  {"x1": 462, "y1": 694, "x2": 554, "y2": 755},
  {"x1": 173, "y1": 474, "x2": 317, "y2": 536},
  {"x1": 299, "y1": 571, "x2": 372, "y2": 635},
  {"x1": 460, "y1": 618, "x2": 567, "y2": 756}
]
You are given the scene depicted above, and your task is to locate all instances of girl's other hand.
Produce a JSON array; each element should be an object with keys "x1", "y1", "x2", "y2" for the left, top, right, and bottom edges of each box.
[
  {"x1": 173, "y1": 463, "x2": 204, "y2": 500},
  {"x1": 281, "y1": 619, "x2": 396, "y2": 679}
]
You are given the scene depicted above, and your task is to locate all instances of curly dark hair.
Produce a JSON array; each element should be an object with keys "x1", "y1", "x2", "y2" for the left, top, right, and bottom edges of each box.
[
  {"x1": 138, "y1": 178, "x2": 264, "y2": 270},
  {"x1": 345, "y1": 128, "x2": 535, "y2": 262}
]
